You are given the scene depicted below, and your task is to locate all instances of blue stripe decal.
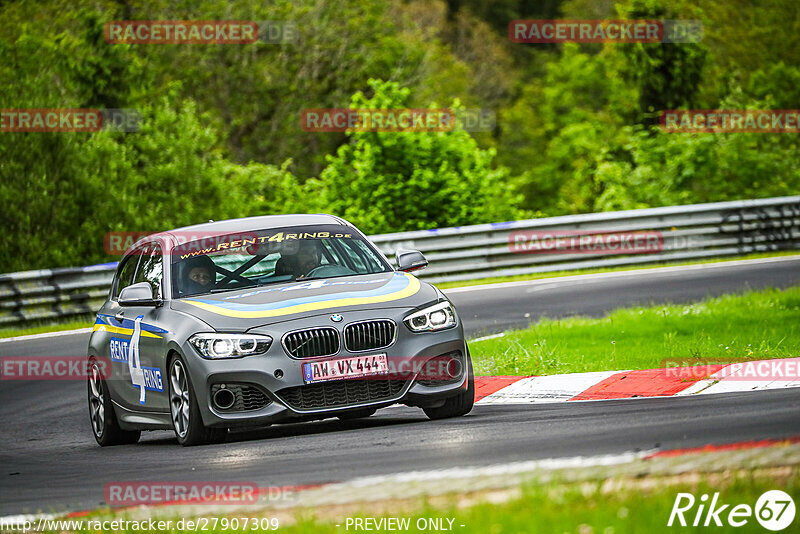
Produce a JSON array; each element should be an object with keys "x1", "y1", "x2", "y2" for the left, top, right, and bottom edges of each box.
[
  {"x1": 96, "y1": 314, "x2": 168, "y2": 334},
  {"x1": 185, "y1": 274, "x2": 409, "y2": 312}
]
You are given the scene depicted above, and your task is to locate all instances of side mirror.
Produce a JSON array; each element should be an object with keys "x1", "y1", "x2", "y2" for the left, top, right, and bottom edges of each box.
[
  {"x1": 119, "y1": 282, "x2": 160, "y2": 306},
  {"x1": 396, "y1": 249, "x2": 428, "y2": 273}
]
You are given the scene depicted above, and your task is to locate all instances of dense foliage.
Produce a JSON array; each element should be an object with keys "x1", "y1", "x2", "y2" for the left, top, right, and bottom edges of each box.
[{"x1": 0, "y1": 0, "x2": 797, "y2": 271}]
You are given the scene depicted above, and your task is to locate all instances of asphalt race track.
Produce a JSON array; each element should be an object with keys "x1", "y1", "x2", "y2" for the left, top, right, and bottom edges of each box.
[
  {"x1": 1, "y1": 257, "x2": 799, "y2": 515},
  {"x1": 449, "y1": 256, "x2": 800, "y2": 336}
]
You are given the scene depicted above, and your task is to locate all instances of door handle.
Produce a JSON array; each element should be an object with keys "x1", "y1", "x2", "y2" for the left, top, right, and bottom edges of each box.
[{"x1": 114, "y1": 311, "x2": 124, "y2": 323}]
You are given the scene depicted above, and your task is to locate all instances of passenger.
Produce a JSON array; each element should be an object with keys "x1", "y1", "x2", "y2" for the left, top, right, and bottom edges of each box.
[{"x1": 181, "y1": 255, "x2": 215, "y2": 295}]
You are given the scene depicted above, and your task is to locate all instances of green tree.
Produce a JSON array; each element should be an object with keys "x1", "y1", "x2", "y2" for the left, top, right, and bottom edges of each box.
[
  {"x1": 314, "y1": 79, "x2": 523, "y2": 233},
  {"x1": 500, "y1": 43, "x2": 636, "y2": 213},
  {"x1": 617, "y1": 0, "x2": 708, "y2": 125}
]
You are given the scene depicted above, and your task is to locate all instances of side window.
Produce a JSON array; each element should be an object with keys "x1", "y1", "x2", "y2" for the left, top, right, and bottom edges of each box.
[
  {"x1": 317, "y1": 240, "x2": 334, "y2": 267},
  {"x1": 134, "y1": 244, "x2": 163, "y2": 298},
  {"x1": 332, "y1": 240, "x2": 366, "y2": 271},
  {"x1": 335, "y1": 240, "x2": 383, "y2": 274},
  {"x1": 354, "y1": 241, "x2": 385, "y2": 271},
  {"x1": 114, "y1": 253, "x2": 141, "y2": 298}
]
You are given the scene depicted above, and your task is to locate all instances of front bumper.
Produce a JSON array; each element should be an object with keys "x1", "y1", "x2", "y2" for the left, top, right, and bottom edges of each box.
[{"x1": 179, "y1": 307, "x2": 469, "y2": 428}]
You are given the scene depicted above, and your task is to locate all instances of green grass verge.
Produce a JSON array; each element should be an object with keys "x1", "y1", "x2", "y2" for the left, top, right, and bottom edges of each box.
[
  {"x1": 47, "y1": 468, "x2": 797, "y2": 533},
  {"x1": 283, "y1": 470, "x2": 798, "y2": 534},
  {"x1": 435, "y1": 251, "x2": 800, "y2": 290},
  {"x1": 0, "y1": 318, "x2": 93, "y2": 339},
  {"x1": 470, "y1": 285, "x2": 800, "y2": 376}
]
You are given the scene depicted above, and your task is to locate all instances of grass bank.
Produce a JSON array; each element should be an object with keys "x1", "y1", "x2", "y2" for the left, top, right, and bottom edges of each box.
[
  {"x1": 283, "y1": 469, "x2": 798, "y2": 534},
  {"x1": 469, "y1": 285, "x2": 800, "y2": 376}
]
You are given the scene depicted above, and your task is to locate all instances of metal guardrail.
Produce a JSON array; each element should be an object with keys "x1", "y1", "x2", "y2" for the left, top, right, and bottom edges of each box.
[
  {"x1": 1, "y1": 196, "x2": 799, "y2": 327},
  {"x1": 0, "y1": 263, "x2": 118, "y2": 326},
  {"x1": 370, "y1": 195, "x2": 800, "y2": 283}
]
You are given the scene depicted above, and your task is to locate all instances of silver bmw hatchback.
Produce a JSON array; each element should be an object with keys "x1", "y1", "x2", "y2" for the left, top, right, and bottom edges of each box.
[{"x1": 88, "y1": 214, "x2": 473, "y2": 446}]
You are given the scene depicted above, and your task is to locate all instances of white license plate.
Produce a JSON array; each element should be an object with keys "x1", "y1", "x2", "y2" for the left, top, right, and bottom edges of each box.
[{"x1": 302, "y1": 353, "x2": 388, "y2": 383}]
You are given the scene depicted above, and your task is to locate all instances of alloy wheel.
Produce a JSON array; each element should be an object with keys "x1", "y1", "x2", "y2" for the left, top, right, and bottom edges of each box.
[
  {"x1": 170, "y1": 359, "x2": 190, "y2": 438},
  {"x1": 88, "y1": 363, "x2": 104, "y2": 437}
]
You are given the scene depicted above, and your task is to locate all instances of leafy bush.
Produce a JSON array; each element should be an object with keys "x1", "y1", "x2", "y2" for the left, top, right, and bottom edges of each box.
[{"x1": 313, "y1": 79, "x2": 523, "y2": 234}]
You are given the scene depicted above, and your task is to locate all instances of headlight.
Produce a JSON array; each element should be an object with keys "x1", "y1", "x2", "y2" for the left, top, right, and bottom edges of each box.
[
  {"x1": 404, "y1": 301, "x2": 457, "y2": 332},
  {"x1": 189, "y1": 333, "x2": 272, "y2": 359}
]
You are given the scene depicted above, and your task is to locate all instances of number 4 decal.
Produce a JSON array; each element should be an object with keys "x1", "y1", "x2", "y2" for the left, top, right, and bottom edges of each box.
[{"x1": 128, "y1": 316, "x2": 147, "y2": 404}]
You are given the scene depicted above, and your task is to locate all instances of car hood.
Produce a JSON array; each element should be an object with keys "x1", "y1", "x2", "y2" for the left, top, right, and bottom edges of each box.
[{"x1": 169, "y1": 271, "x2": 437, "y2": 330}]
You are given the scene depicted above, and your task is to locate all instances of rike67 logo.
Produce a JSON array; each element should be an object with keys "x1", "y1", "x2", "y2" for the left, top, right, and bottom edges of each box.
[{"x1": 669, "y1": 490, "x2": 795, "y2": 531}]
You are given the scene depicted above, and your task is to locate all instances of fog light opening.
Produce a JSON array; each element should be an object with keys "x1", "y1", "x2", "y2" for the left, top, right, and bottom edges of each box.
[
  {"x1": 213, "y1": 388, "x2": 236, "y2": 410},
  {"x1": 446, "y1": 359, "x2": 461, "y2": 379}
]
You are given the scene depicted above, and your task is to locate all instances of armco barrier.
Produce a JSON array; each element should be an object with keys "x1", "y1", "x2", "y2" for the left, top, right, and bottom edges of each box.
[
  {"x1": 369, "y1": 195, "x2": 800, "y2": 283},
  {"x1": 1, "y1": 196, "x2": 798, "y2": 326}
]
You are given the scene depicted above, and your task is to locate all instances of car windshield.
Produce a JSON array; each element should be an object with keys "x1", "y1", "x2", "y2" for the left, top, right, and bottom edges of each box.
[{"x1": 170, "y1": 224, "x2": 391, "y2": 298}]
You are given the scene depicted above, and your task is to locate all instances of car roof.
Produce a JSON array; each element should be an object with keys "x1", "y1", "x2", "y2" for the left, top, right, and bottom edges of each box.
[
  {"x1": 165, "y1": 213, "x2": 348, "y2": 235},
  {"x1": 135, "y1": 214, "x2": 353, "y2": 250}
]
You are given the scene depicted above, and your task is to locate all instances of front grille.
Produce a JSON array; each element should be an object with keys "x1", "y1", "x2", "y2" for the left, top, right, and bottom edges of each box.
[
  {"x1": 276, "y1": 379, "x2": 407, "y2": 411},
  {"x1": 283, "y1": 327, "x2": 340, "y2": 358},
  {"x1": 344, "y1": 320, "x2": 396, "y2": 352},
  {"x1": 211, "y1": 383, "x2": 271, "y2": 412}
]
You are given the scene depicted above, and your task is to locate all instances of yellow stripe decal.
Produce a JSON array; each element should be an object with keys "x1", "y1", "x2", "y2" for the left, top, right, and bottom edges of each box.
[
  {"x1": 183, "y1": 274, "x2": 422, "y2": 319},
  {"x1": 92, "y1": 324, "x2": 162, "y2": 339}
]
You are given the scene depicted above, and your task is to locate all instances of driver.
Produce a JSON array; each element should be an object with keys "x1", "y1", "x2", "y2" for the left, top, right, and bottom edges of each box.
[
  {"x1": 180, "y1": 255, "x2": 215, "y2": 295},
  {"x1": 275, "y1": 240, "x2": 322, "y2": 279}
]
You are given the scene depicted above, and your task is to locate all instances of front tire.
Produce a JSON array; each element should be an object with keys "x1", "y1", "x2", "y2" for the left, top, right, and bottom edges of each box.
[
  {"x1": 88, "y1": 359, "x2": 140, "y2": 446},
  {"x1": 423, "y1": 349, "x2": 475, "y2": 420},
  {"x1": 168, "y1": 355, "x2": 226, "y2": 446}
]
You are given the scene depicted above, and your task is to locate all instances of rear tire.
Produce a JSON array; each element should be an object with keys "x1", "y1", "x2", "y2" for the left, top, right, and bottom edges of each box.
[
  {"x1": 88, "y1": 358, "x2": 140, "y2": 446},
  {"x1": 168, "y1": 355, "x2": 226, "y2": 446},
  {"x1": 423, "y1": 349, "x2": 475, "y2": 420}
]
